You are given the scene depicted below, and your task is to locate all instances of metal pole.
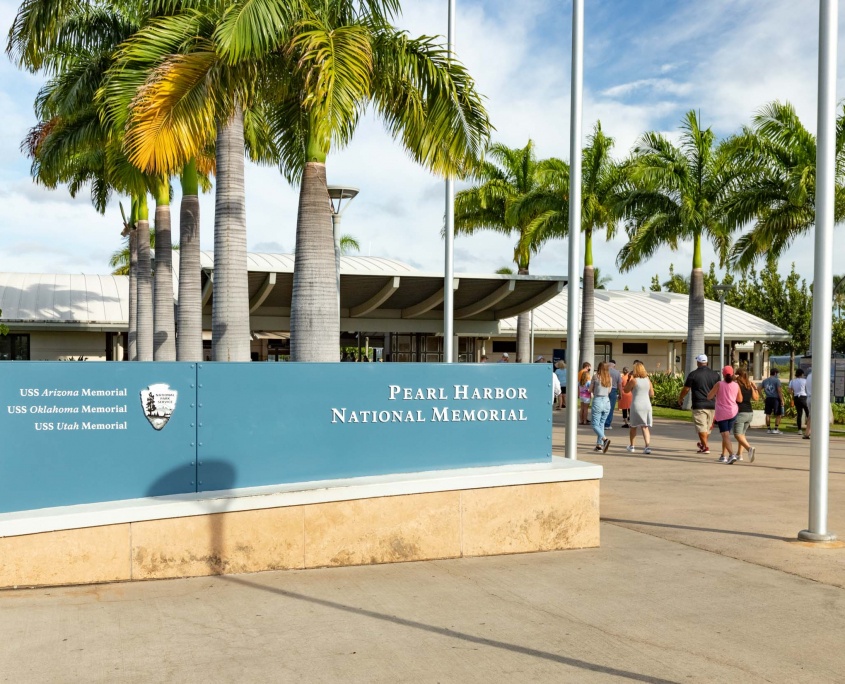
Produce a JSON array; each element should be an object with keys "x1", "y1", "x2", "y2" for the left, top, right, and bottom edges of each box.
[
  {"x1": 564, "y1": 0, "x2": 583, "y2": 460},
  {"x1": 443, "y1": 0, "x2": 456, "y2": 363},
  {"x1": 719, "y1": 292, "x2": 726, "y2": 372},
  {"x1": 799, "y1": 0, "x2": 837, "y2": 542}
]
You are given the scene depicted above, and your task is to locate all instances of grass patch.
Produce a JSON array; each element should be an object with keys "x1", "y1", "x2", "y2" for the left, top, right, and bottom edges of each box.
[
  {"x1": 652, "y1": 405, "x2": 845, "y2": 436},
  {"x1": 652, "y1": 406, "x2": 693, "y2": 421}
]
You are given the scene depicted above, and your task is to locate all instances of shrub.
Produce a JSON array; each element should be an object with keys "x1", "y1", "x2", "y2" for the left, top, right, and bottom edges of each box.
[{"x1": 649, "y1": 373, "x2": 685, "y2": 408}]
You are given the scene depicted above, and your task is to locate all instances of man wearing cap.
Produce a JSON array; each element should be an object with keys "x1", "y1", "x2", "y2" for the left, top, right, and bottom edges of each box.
[
  {"x1": 498, "y1": 353, "x2": 510, "y2": 363},
  {"x1": 761, "y1": 368, "x2": 784, "y2": 434},
  {"x1": 678, "y1": 354, "x2": 721, "y2": 454}
]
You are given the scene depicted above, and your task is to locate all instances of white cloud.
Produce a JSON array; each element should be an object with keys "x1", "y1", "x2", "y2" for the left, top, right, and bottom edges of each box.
[{"x1": 0, "y1": 0, "x2": 842, "y2": 294}]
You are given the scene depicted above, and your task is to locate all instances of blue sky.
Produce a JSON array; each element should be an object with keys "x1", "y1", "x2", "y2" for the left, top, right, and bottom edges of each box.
[{"x1": 0, "y1": 0, "x2": 842, "y2": 290}]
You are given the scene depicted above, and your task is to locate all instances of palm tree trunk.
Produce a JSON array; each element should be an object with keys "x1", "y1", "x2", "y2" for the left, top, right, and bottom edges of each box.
[
  {"x1": 177, "y1": 159, "x2": 202, "y2": 362},
  {"x1": 128, "y1": 224, "x2": 138, "y2": 361},
  {"x1": 291, "y1": 162, "x2": 338, "y2": 361},
  {"x1": 136, "y1": 194, "x2": 153, "y2": 361},
  {"x1": 153, "y1": 179, "x2": 176, "y2": 360},
  {"x1": 580, "y1": 264, "x2": 595, "y2": 368},
  {"x1": 516, "y1": 266, "x2": 531, "y2": 362},
  {"x1": 212, "y1": 110, "x2": 251, "y2": 362},
  {"x1": 686, "y1": 267, "x2": 705, "y2": 376}
]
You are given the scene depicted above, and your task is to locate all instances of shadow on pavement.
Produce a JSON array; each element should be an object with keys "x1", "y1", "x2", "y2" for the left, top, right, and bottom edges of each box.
[
  {"x1": 221, "y1": 575, "x2": 681, "y2": 684},
  {"x1": 602, "y1": 517, "x2": 790, "y2": 542}
]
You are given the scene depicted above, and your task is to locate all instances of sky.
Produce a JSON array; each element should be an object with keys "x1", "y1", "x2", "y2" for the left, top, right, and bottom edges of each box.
[{"x1": 0, "y1": 0, "x2": 843, "y2": 290}]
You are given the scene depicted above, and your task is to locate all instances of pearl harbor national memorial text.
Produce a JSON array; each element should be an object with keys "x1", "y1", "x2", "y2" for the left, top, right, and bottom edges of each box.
[{"x1": 0, "y1": 362, "x2": 601, "y2": 587}]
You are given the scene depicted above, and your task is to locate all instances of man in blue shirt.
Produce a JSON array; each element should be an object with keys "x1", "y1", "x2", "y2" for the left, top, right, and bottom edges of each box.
[{"x1": 761, "y1": 368, "x2": 784, "y2": 434}]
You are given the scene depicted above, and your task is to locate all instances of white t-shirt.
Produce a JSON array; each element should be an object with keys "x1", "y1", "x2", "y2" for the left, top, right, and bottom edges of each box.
[
  {"x1": 806, "y1": 372, "x2": 813, "y2": 398},
  {"x1": 552, "y1": 372, "x2": 561, "y2": 398},
  {"x1": 789, "y1": 377, "x2": 807, "y2": 397}
]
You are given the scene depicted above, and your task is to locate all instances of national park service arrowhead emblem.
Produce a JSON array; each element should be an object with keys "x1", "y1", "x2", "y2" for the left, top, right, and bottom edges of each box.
[{"x1": 140, "y1": 383, "x2": 178, "y2": 430}]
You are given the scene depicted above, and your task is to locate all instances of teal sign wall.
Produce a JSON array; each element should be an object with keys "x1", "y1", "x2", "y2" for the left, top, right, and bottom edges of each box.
[{"x1": 0, "y1": 362, "x2": 553, "y2": 515}]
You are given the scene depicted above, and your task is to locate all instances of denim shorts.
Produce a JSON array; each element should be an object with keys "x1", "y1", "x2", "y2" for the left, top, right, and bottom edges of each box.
[{"x1": 716, "y1": 417, "x2": 737, "y2": 434}]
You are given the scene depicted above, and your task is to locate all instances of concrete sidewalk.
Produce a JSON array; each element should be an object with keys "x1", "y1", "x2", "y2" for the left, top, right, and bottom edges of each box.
[{"x1": 1, "y1": 416, "x2": 843, "y2": 683}]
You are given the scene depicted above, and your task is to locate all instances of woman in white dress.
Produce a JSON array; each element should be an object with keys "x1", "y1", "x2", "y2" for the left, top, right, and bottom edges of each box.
[{"x1": 623, "y1": 362, "x2": 654, "y2": 454}]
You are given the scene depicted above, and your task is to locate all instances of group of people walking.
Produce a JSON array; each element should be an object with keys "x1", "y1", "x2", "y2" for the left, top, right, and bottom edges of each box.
[
  {"x1": 569, "y1": 359, "x2": 654, "y2": 454},
  {"x1": 554, "y1": 352, "x2": 814, "y2": 462}
]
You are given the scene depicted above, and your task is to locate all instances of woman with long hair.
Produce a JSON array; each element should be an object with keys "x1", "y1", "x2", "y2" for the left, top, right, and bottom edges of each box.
[
  {"x1": 734, "y1": 368, "x2": 759, "y2": 462},
  {"x1": 618, "y1": 366, "x2": 633, "y2": 428},
  {"x1": 578, "y1": 362, "x2": 592, "y2": 425},
  {"x1": 623, "y1": 362, "x2": 654, "y2": 453},
  {"x1": 707, "y1": 365, "x2": 743, "y2": 464},
  {"x1": 590, "y1": 361, "x2": 612, "y2": 452}
]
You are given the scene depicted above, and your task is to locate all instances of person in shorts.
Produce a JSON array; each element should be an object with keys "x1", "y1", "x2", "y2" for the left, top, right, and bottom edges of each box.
[
  {"x1": 733, "y1": 368, "x2": 759, "y2": 462},
  {"x1": 678, "y1": 354, "x2": 720, "y2": 454},
  {"x1": 761, "y1": 368, "x2": 784, "y2": 433},
  {"x1": 707, "y1": 365, "x2": 743, "y2": 463}
]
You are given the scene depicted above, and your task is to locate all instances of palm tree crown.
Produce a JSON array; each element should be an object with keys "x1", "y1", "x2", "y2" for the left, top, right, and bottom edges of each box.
[{"x1": 618, "y1": 110, "x2": 734, "y2": 374}]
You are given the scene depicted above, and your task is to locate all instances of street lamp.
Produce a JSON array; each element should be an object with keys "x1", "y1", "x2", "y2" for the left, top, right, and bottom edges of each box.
[
  {"x1": 327, "y1": 185, "x2": 359, "y2": 317},
  {"x1": 714, "y1": 283, "x2": 734, "y2": 372}
]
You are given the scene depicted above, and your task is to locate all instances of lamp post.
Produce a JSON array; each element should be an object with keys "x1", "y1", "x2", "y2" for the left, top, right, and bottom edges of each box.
[
  {"x1": 714, "y1": 283, "x2": 734, "y2": 372},
  {"x1": 328, "y1": 185, "x2": 360, "y2": 321}
]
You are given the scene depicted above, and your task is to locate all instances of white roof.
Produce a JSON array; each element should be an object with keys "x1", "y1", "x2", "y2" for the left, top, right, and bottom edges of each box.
[
  {"x1": 0, "y1": 273, "x2": 128, "y2": 330},
  {"x1": 193, "y1": 252, "x2": 420, "y2": 275},
  {"x1": 499, "y1": 289, "x2": 790, "y2": 342}
]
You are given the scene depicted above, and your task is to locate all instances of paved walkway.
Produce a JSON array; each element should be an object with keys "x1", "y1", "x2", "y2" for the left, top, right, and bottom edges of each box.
[{"x1": 1, "y1": 416, "x2": 843, "y2": 683}]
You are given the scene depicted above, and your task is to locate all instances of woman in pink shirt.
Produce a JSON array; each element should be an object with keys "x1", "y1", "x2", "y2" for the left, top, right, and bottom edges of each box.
[{"x1": 706, "y1": 365, "x2": 743, "y2": 464}]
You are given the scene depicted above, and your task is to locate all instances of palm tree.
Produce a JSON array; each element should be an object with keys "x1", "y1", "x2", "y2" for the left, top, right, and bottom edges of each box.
[
  {"x1": 618, "y1": 111, "x2": 733, "y2": 376},
  {"x1": 518, "y1": 122, "x2": 625, "y2": 368},
  {"x1": 119, "y1": 0, "x2": 491, "y2": 362},
  {"x1": 833, "y1": 273, "x2": 845, "y2": 319},
  {"x1": 8, "y1": 0, "x2": 169, "y2": 362},
  {"x1": 339, "y1": 234, "x2": 360, "y2": 256},
  {"x1": 721, "y1": 101, "x2": 845, "y2": 269},
  {"x1": 593, "y1": 267, "x2": 612, "y2": 290},
  {"x1": 454, "y1": 141, "x2": 543, "y2": 363}
]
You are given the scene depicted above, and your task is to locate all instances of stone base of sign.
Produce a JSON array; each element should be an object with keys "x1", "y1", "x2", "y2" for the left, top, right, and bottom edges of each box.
[{"x1": 0, "y1": 461, "x2": 601, "y2": 589}]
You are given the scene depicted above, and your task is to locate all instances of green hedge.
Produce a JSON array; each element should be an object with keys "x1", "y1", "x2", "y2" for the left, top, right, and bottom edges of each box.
[{"x1": 649, "y1": 373, "x2": 685, "y2": 408}]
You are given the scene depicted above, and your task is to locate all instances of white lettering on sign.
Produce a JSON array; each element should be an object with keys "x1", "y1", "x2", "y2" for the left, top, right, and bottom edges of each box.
[{"x1": 333, "y1": 384, "x2": 532, "y2": 425}]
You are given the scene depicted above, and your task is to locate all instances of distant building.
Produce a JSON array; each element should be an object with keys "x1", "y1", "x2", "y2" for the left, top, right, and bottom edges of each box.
[{"x1": 0, "y1": 257, "x2": 789, "y2": 378}]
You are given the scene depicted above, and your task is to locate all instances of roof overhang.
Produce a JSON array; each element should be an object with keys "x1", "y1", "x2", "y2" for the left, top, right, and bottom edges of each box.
[{"x1": 194, "y1": 253, "x2": 567, "y2": 335}]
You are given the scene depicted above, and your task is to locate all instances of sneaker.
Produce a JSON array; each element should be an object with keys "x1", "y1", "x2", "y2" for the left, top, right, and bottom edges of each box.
[
  {"x1": 643, "y1": 446, "x2": 652, "y2": 455},
  {"x1": 626, "y1": 445, "x2": 636, "y2": 453},
  {"x1": 717, "y1": 455, "x2": 728, "y2": 463},
  {"x1": 767, "y1": 428, "x2": 773, "y2": 434},
  {"x1": 748, "y1": 446, "x2": 756, "y2": 463},
  {"x1": 697, "y1": 446, "x2": 710, "y2": 454},
  {"x1": 605, "y1": 426, "x2": 613, "y2": 431},
  {"x1": 727, "y1": 454, "x2": 739, "y2": 465},
  {"x1": 697, "y1": 441, "x2": 704, "y2": 450},
  {"x1": 594, "y1": 445, "x2": 603, "y2": 452},
  {"x1": 602, "y1": 438, "x2": 611, "y2": 453},
  {"x1": 773, "y1": 429, "x2": 781, "y2": 434}
]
